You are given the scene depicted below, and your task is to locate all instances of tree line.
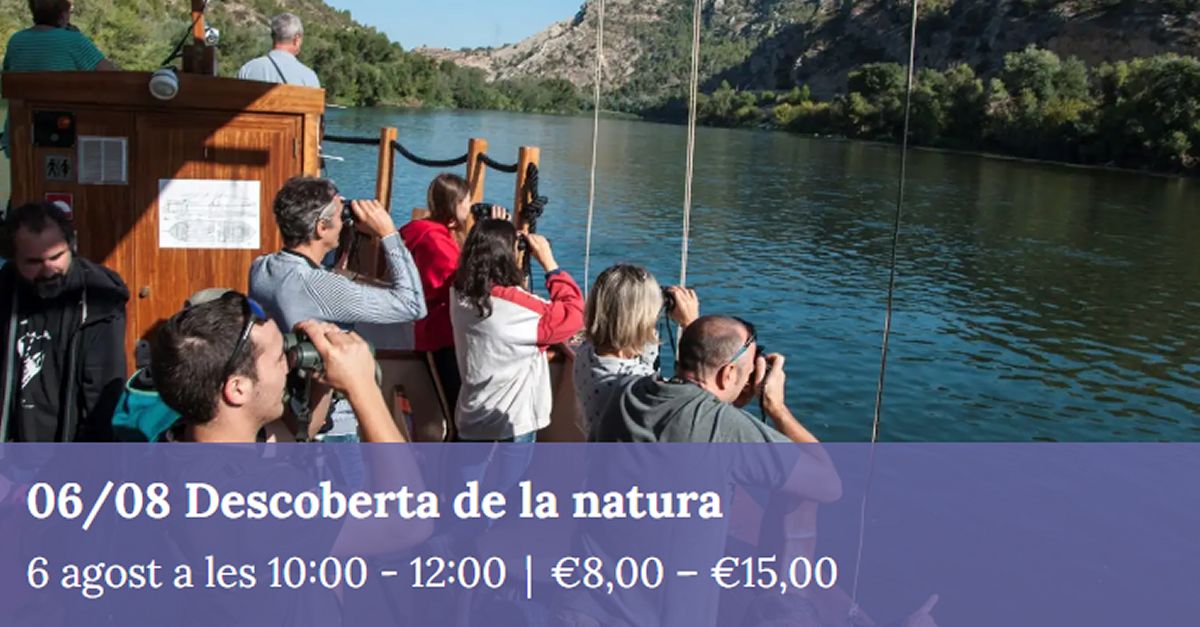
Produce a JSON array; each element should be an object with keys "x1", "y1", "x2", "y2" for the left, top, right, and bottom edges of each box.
[
  {"x1": 694, "y1": 47, "x2": 1199, "y2": 175},
  {"x1": 0, "y1": 0, "x2": 583, "y2": 115}
]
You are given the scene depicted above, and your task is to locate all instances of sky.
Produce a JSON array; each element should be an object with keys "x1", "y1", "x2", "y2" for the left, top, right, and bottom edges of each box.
[{"x1": 324, "y1": 0, "x2": 584, "y2": 50}]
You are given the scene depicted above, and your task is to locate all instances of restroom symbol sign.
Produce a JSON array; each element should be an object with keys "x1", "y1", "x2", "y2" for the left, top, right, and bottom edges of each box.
[{"x1": 45, "y1": 155, "x2": 73, "y2": 181}]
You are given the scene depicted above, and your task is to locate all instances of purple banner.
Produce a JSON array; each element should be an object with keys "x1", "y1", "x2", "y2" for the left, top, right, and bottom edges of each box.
[{"x1": 0, "y1": 444, "x2": 1194, "y2": 627}]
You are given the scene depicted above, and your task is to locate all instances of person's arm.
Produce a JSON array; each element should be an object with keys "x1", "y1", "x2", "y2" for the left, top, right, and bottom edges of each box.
[
  {"x1": 308, "y1": 200, "x2": 426, "y2": 324},
  {"x1": 522, "y1": 234, "x2": 584, "y2": 345},
  {"x1": 664, "y1": 286, "x2": 700, "y2": 328},
  {"x1": 294, "y1": 321, "x2": 432, "y2": 558},
  {"x1": 298, "y1": 322, "x2": 401, "y2": 443},
  {"x1": 69, "y1": 32, "x2": 114, "y2": 71},
  {"x1": 76, "y1": 310, "x2": 126, "y2": 442},
  {"x1": 758, "y1": 353, "x2": 842, "y2": 503}
]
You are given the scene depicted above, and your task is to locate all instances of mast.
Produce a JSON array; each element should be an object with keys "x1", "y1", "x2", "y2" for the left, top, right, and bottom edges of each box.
[{"x1": 182, "y1": 0, "x2": 217, "y2": 75}]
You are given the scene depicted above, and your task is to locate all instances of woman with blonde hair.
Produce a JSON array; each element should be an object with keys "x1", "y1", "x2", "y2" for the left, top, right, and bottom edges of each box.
[{"x1": 574, "y1": 264, "x2": 698, "y2": 435}]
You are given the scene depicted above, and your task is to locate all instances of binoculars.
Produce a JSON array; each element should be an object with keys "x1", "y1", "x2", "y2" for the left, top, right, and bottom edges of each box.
[{"x1": 470, "y1": 202, "x2": 496, "y2": 220}]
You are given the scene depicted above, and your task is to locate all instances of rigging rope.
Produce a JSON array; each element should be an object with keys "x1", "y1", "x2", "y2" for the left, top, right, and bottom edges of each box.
[
  {"x1": 848, "y1": 0, "x2": 921, "y2": 618},
  {"x1": 582, "y1": 0, "x2": 606, "y2": 296},
  {"x1": 679, "y1": 0, "x2": 702, "y2": 287}
]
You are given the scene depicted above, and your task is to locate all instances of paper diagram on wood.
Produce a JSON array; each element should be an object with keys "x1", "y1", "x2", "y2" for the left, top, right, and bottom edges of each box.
[{"x1": 158, "y1": 179, "x2": 261, "y2": 249}]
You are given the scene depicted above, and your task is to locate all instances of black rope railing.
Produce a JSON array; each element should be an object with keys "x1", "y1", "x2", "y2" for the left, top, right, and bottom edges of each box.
[
  {"x1": 390, "y1": 140, "x2": 468, "y2": 168},
  {"x1": 323, "y1": 134, "x2": 381, "y2": 146},
  {"x1": 322, "y1": 134, "x2": 469, "y2": 168},
  {"x1": 478, "y1": 153, "x2": 519, "y2": 174}
]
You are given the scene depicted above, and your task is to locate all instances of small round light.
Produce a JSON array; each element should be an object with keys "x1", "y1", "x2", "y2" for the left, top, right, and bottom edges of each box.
[{"x1": 149, "y1": 68, "x2": 180, "y2": 101}]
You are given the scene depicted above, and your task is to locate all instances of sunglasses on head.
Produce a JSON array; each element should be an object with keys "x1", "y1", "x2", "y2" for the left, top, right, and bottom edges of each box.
[
  {"x1": 725, "y1": 317, "x2": 758, "y2": 367},
  {"x1": 222, "y1": 293, "x2": 269, "y2": 382}
]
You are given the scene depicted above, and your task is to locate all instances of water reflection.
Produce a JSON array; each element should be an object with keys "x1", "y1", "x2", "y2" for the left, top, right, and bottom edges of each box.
[{"x1": 326, "y1": 109, "x2": 1200, "y2": 442}]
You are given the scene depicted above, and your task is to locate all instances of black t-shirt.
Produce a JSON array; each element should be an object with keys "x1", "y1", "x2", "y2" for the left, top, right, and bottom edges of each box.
[{"x1": 11, "y1": 278, "x2": 77, "y2": 441}]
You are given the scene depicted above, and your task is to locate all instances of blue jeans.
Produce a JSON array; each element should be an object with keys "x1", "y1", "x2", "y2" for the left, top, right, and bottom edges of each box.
[{"x1": 316, "y1": 432, "x2": 364, "y2": 489}]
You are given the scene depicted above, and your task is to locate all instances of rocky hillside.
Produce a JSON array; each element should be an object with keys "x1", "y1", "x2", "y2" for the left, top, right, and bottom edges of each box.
[{"x1": 424, "y1": 0, "x2": 1200, "y2": 107}]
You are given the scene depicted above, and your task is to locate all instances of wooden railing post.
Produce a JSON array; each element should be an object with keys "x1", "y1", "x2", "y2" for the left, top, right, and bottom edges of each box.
[
  {"x1": 376, "y1": 127, "x2": 398, "y2": 212},
  {"x1": 513, "y1": 146, "x2": 541, "y2": 278},
  {"x1": 467, "y1": 138, "x2": 488, "y2": 203},
  {"x1": 358, "y1": 127, "x2": 397, "y2": 278},
  {"x1": 513, "y1": 146, "x2": 541, "y2": 232}
]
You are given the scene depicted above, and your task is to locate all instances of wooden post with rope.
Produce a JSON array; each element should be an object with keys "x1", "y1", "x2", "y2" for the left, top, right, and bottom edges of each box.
[
  {"x1": 182, "y1": 0, "x2": 216, "y2": 75},
  {"x1": 514, "y1": 146, "x2": 541, "y2": 275},
  {"x1": 376, "y1": 127, "x2": 399, "y2": 212},
  {"x1": 458, "y1": 138, "x2": 489, "y2": 243},
  {"x1": 352, "y1": 125, "x2": 396, "y2": 277},
  {"x1": 467, "y1": 138, "x2": 488, "y2": 203},
  {"x1": 514, "y1": 146, "x2": 540, "y2": 226}
]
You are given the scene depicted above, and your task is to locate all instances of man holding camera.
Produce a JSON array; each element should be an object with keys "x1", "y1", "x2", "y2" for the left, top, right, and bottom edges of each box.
[
  {"x1": 595, "y1": 315, "x2": 824, "y2": 445},
  {"x1": 249, "y1": 177, "x2": 425, "y2": 440},
  {"x1": 151, "y1": 294, "x2": 431, "y2": 627},
  {"x1": 152, "y1": 292, "x2": 400, "y2": 444}
]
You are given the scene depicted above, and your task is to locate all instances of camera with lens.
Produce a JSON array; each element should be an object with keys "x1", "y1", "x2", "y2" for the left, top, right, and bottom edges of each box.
[
  {"x1": 661, "y1": 286, "x2": 676, "y2": 313},
  {"x1": 341, "y1": 199, "x2": 357, "y2": 225}
]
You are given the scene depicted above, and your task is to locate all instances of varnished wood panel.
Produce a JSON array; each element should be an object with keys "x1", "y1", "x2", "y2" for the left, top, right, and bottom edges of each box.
[
  {"x1": 132, "y1": 111, "x2": 300, "y2": 352},
  {"x1": 2, "y1": 72, "x2": 325, "y2": 116},
  {"x1": 302, "y1": 113, "x2": 321, "y2": 176}
]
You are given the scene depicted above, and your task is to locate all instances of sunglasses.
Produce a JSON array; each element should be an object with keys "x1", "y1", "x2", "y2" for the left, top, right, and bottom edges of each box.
[
  {"x1": 222, "y1": 293, "x2": 269, "y2": 382},
  {"x1": 725, "y1": 317, "x2": 758, "y2": 367}
]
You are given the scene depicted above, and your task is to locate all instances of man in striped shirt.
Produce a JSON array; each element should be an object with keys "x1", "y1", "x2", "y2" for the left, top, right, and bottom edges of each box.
[
  {"x1": 1, "y1": 0, "x2": 118, "y2": 155},
  {"x1": 249, "y1": 177, "x2": 426, "y2": 440}
]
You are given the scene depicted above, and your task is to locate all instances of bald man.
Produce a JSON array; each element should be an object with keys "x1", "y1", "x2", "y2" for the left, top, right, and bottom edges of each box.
[{"x1": 595, "y1": 315, "x2": 820, "y2": 444}]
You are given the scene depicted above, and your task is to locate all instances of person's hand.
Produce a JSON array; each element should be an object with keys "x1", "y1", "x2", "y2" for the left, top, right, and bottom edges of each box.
[
  {"x1": 350, "y1": 199, "x2": 397, "y2": 239},
  {"x1": 294, "y1": 321, "x2": 377, "y2": 400},
  {"x1": 734, "y1": 353, "x2": 767, "y2": 408},
  {"x1": 664, "y1": 286, "x2": 699, "y2": 327},
  {"x1": 900, "y1": 595, "x2": 939, "y2": 627},
  {"x1": 760, "y1": 353, "x2": 788, "y2": 418},
  {"x1": 489, "y1": 205, "x2": 511, "y2": 221},
  {"x1": 523, "y1": 233, "x2": 559, "y2": 273}
]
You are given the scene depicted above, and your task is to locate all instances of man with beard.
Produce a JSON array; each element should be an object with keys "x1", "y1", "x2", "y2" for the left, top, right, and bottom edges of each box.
[{"x1": 0, "y1": 202, "x2": 128, "y2": 441}]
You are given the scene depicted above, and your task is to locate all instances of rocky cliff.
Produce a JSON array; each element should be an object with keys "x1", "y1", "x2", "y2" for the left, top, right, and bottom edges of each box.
[{"x1": 422, "y1": 0, "x2": 1200, "y2": 106}]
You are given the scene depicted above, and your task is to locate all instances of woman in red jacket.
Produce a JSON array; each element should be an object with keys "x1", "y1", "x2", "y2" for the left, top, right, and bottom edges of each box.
[{"x1": 399, "y1": 174, "x2": 472, "y2": 415}]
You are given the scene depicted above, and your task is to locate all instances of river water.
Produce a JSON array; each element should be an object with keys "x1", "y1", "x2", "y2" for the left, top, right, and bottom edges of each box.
[{"x1": 324, "y1": 108, "x2": 1199, "y2": 442}]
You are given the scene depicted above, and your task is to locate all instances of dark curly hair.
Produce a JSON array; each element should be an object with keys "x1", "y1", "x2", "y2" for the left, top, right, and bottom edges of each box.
[{"x1": 453, "y1": 219, "x2": 523, "y2": 318}]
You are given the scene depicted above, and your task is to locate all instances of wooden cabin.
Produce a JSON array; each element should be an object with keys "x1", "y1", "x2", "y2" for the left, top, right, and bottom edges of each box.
[{"x1": 1, "y1": 13, "x2": 582, "y2": 441}]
